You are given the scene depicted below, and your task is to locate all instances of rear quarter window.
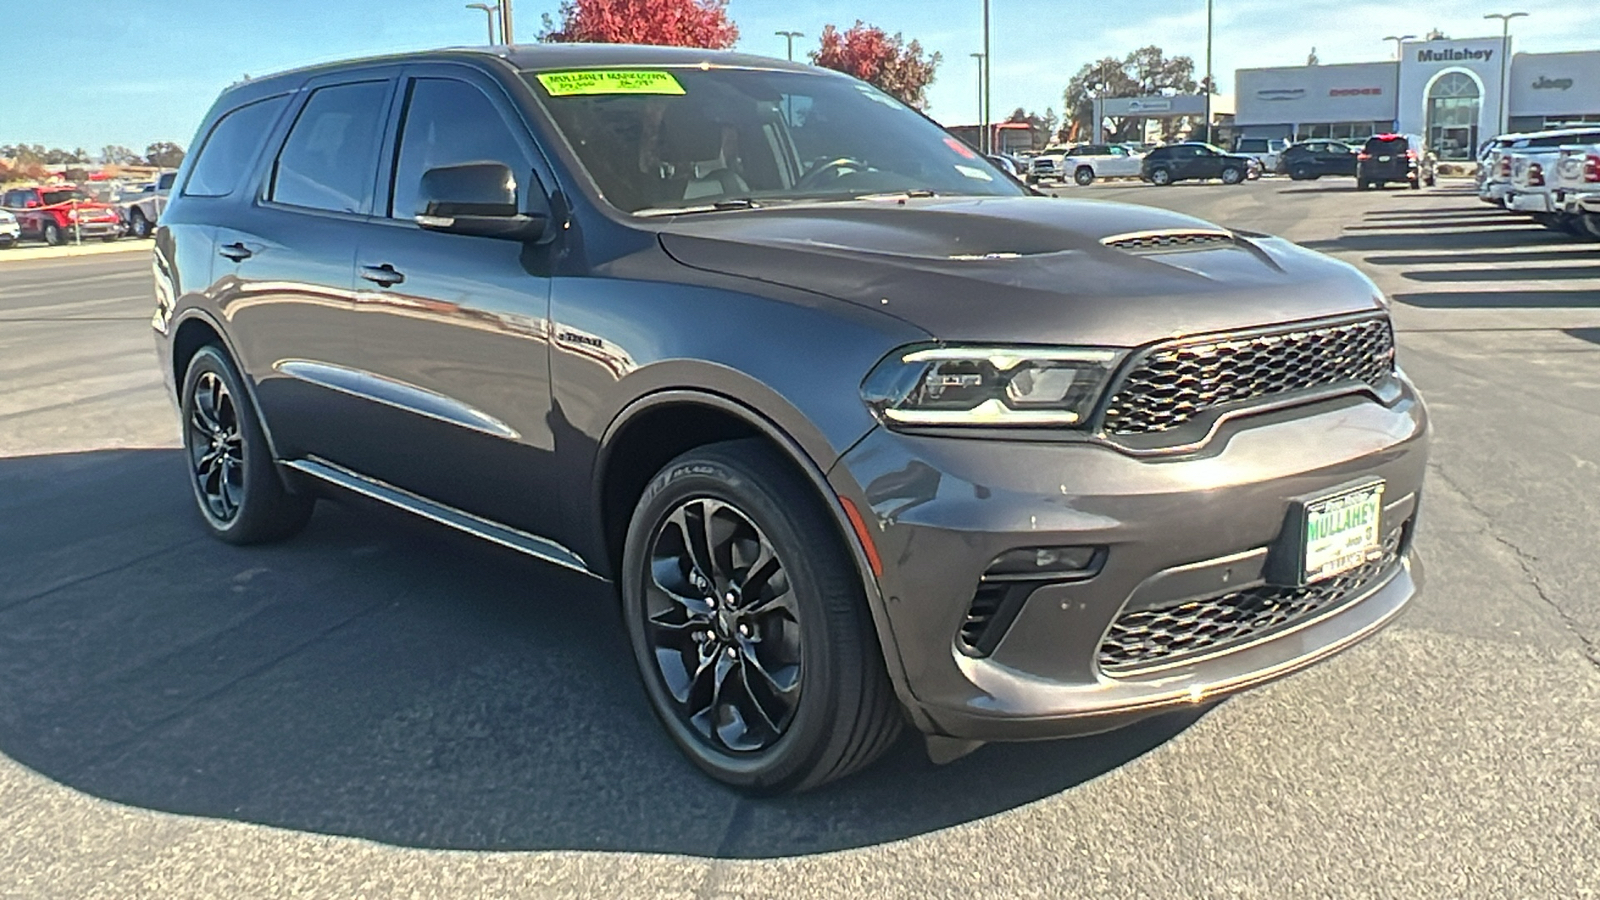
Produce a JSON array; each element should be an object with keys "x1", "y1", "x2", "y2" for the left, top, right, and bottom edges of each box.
[{"x1": 184, "y1": 96, "x2": 290, "y2": 198}]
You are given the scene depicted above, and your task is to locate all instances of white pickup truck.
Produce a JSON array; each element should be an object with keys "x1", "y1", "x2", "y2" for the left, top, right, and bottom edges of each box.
[
  {"x1": 1029, "y1": 143, "x2": 1144, "y2": 186},
  {"x1": 123, "y1": 170, "x2": 177, "y2": 239},
  {"x1": 1482, "y1": 127, "x2": 1600, "y2": 207},
  {"x1": 1551, "y1": 143, "x2": 1600, "y2": 238}
]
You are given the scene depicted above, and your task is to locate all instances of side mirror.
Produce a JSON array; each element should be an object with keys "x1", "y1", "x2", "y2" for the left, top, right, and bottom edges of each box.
[
  {"x1": 25, "y1": 200, "x2": 40, "y2": 208},
  {"x1": 414, "y1": 162, "x2": 549, "y2": 241}
]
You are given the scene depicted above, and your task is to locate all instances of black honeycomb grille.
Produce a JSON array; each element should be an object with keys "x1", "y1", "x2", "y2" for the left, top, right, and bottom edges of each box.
[
  {"x1": 1101, "y1": 317, "x2": 1395, "y2": 437},
  {"x1": 1097, "y1": 528, "x2": 1404, "y2": 675}
]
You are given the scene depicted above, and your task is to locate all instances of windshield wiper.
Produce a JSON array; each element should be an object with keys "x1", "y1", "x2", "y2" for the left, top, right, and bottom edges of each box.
[{"x1": 634, "y1": 198, "x2": 762, "y2": 217}]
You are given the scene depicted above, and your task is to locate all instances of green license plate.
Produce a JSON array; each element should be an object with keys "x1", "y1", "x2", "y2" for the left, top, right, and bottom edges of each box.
[{"x1": 1303, "y1": 482, "x2": 1384, "y2": 583}]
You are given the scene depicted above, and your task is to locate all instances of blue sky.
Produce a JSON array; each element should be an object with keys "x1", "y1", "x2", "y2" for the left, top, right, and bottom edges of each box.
[{"x1": 2, "y1": 0, "x2": 1595, "y2": 151}]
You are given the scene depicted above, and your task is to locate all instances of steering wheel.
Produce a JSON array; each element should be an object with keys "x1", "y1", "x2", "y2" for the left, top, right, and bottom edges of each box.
[{"x1": 795, "y1": 157, "x2": 869, "y2": 191}]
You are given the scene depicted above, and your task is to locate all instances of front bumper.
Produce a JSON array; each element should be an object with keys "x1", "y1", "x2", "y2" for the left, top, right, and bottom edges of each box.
[
  {"x1": 830, "y1": 376, "x2": 1429, "y2": 741},
  {"x1": 0, "y1": 222, "x2": 18, "y2": 240},
  {"x1": 60, "y1": 219, "x2": 122, "y2": 237}
]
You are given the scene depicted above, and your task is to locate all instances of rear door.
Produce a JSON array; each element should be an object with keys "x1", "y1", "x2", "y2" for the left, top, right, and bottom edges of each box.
[
  {"x1": 215, "y1": 70, "x2": 398, "y2": 463},
  {"x1": 341, "y1": 64, "x2": 560, "y2": 535}
]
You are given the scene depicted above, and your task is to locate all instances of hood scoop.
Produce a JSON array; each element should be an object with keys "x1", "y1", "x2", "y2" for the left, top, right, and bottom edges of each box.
[{"x1": 1102, "y1": 229, "x2": 1237, "y2": 253}]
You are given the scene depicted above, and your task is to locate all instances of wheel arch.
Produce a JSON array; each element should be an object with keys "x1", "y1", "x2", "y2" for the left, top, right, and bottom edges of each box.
[
  {"x1": 593, "y1": 388, "x2": 927, "y2": 731},
  {"x1": 168, "y1": 307, "x2": 286, "y2": 462}
]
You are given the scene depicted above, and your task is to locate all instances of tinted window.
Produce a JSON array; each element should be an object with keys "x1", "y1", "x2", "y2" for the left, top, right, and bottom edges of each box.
[
  {"x1": 184, "y1": 96, "x2": 289, "y2": 198},
  {"x1": 1363, "y1": 136, "x2": 1405, "y2": 152},
  {"x1": 157, "y1": 171, "x2": 177, "y2": 190},
  {"x1": 527, "y1": 67, "x2": 1024, "y2": 213},
  {"x1": 270, "y1": 81, "x2": 390, "y2": 214},
  {"x1": 390, "y1": 78, "x2": 531, "y2": 220},
  {"x1": 1237, "y1": 139, "x2": 1267, "y2": 152},
  {"x1": 41, "y1": 189, "x2": 89, "y2": 205}
]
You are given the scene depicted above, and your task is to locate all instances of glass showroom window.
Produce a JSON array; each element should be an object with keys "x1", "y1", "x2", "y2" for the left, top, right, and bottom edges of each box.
[{"x1": 1427, "y1": 72, "x2": 1480, "y2": 161}]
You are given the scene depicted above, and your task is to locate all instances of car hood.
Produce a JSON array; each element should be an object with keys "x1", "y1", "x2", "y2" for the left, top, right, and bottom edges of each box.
[{"x1": 656, "y1": 196, "x2": 1384, "y2": 346}]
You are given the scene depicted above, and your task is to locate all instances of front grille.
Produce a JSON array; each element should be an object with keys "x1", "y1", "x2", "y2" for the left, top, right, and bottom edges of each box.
[
  {"x1": 1101, "y1": 317, "x2": 1395, "y2": 437},
  {"x1": 1102, "y1": 230, "x2": 1235, "y2": 251},
  {"x1": 1098, "y1": 527, "x2": 1405, "y2": 675}
]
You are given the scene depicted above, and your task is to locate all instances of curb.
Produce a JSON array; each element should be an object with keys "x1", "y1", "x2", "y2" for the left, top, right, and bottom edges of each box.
[{"x1": 0, "y1": 240, "x2": 154, "y2": 264}]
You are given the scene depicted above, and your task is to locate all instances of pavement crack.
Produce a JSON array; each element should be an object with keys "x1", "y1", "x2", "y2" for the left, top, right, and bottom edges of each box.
[
  {"x1": 1427, "y1": 462, "x2": 1600, "y2": 672},
  {"x1": 0, "y1": 538, "x2": 206, "y2": 614}
]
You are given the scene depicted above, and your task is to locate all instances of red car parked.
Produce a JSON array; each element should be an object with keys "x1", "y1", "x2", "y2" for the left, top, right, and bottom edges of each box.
[{"x1": 0, "y1": 185, "x2": 123, "y2": 245}]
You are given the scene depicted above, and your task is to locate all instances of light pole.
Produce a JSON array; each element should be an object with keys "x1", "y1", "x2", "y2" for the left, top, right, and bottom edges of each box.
[
  {"x1": 1202, "y1": 0, "x2": 1213, "y2": 145},
  {"x1": 466, "y1": 3, "x2": 498, "y2": 44},
  {"x1": 981, "y1": 0, "x2": 992, "y2": 154},
  {"x1": 970, "y1": 52, "x2": 986, "y2": 151},
  {"x1": 775, "y1": 30, "x2": 803, "y2": 61},
  {"x1": 1382, "y1": 34, "x2": 1415, "y2": 60},
  {"x1": 499, "y1": 0, "x2": 515, "y2": 45},
  {"x1": 1484, "y1": 12, "x2": 1527, "y2": 136}
]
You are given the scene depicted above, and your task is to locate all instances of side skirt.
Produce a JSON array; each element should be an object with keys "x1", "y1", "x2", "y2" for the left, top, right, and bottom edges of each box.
[{"x1": 284, "y1": 456, "x2": 605, "y2": 582}]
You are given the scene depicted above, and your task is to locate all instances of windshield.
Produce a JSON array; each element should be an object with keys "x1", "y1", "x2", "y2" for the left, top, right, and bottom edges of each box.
[
  {"x1": 525, "y1": 66, "x2": 1025, "y2": 214},
  {"x1": 40, "y1": 189, "x2": 90, "y2": 205}
]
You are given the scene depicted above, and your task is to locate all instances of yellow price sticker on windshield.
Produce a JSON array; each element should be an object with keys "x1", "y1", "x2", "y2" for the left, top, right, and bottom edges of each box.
[{"x1": 536, "y1": 70, "x2": 687, "y2": 97}]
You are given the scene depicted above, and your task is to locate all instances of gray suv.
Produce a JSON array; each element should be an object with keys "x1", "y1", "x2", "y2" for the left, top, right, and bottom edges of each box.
[{"x1": 153, "y1": 45, "x2": 1429, "y2": 792}]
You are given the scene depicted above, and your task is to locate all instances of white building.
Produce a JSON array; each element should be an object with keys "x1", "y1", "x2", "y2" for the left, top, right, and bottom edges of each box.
[{"x1": 1234, "y1": 37, "x2": 1600, "y2": 158}]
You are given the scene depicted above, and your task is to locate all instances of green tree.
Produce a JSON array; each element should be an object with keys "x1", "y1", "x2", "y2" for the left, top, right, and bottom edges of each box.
[
  {"x1": 101, "y1": 145, "x2": 141, "y2": 165},
  {"x1": 144, "y1": 142, "x2": 186, "y2": 168},
  {"x1": 1062, "y1": 46, "x2": 1200, "y2": 142}
]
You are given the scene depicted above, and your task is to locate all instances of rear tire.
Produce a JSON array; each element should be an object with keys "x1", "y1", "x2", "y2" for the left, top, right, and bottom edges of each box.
[
  {"x1": 129, "y1": 209, "x2": 151, "y2": 239},
  {"x1": 42, "y1": 222, "x2": 64, "y2": 246},
  {"x1": 1291, "y1": 166, "x2": 1312, "y2": 181},
  {"x1": 180, "y1": 345, "x2": 314, "y2": 544},
  {"x1": 621, "y1": 439, "x2": 903, "y2": 793},
  {"x1": 1074, "y1": 166, "x2": 1095, "y2": 186},
  {"x1": 1149, "y1": 167, "x2": 1172, "y2": 186}
]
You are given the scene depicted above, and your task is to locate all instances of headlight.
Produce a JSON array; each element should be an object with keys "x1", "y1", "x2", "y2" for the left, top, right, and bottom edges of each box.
[{"x1": 862, "y1": 344, "x2": 1124, "y2": 429}]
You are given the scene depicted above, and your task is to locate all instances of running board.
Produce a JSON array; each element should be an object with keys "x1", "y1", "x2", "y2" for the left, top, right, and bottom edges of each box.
[{"x1": 284, "y1": 457, "x2": 602, "y2": 581}]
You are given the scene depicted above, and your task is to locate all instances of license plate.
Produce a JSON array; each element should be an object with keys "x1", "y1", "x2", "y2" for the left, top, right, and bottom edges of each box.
[
  {"x1": 1302, "y1": 482, "x2": 1383, "y2": 583},
  {"x1": 1378, "y1": 155, "x2": 1392, "y2": 162}
]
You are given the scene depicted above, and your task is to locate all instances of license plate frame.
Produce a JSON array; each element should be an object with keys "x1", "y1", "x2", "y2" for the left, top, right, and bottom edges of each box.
[{"x1": 1266, "y1": 479, "x2": 1386, "y2": 586}]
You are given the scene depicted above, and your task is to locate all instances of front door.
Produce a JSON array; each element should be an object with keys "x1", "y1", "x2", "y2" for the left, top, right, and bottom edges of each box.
[{"x1": 343, "y1": 67, "x2": 560, "y2": 536}]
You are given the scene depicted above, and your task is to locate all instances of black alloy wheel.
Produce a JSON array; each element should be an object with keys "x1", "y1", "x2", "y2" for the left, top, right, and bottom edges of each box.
[
  {"x1": 180, "y1": 345, "x2": 314, "y2": 543},
  {"x1": 1292, "y1": 165, "x2": 1312, "y2": 181},
  {"x1": 622, "y1": 439, "x2": 902, "y2": 793},
  {"x1": 643, "y1": 497, "x2": 803, "y2": 753}
]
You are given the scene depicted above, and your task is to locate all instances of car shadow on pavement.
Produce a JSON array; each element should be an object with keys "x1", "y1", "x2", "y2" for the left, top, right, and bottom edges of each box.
[
  {"x1": 1298, "y1": 228, "x2": 1572, "y2": 254},
  {"x1": 1393, "y1": 289, "x2": 1600, "y2": 308},
  {"x1": 0, "y1": 449, "x2": 1205, "y2": 858}
]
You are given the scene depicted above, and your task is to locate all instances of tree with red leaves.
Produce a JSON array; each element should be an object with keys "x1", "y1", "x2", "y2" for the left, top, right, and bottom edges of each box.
[
  {"x1": 540, "y1": 0, "x2": 738, "y2": 49},
  {"x1": 809, "y1": 21, "x2": 942, "y2": 110}
]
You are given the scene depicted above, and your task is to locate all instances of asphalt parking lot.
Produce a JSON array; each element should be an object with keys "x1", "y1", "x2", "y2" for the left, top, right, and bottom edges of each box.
[{"x1": 2, "y1": 179, "x2": 1597, "y2": 898}]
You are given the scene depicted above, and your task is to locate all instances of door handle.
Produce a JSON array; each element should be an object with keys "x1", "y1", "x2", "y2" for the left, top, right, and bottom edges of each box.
[
  {"x1": 360, "y1": 264, "x2": 405, "y2": 288},
  {"x1": 218, "y1": 242, "x2": 252, "y2": 262}
]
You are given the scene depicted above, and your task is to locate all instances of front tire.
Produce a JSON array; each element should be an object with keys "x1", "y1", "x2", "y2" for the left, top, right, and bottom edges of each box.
[
  {"x1": 621, "y1": 439, "x2": 902, "y2": 793},
  {"x1": 1074, "y1": 166, "x2": 1095, "y2": 186},
  {"x1": 1221, "y1": 166, "x2": 1244, "y2": 185},
  {"x1": 180, "y1": 345, "x2": 314, "y2": 544}
]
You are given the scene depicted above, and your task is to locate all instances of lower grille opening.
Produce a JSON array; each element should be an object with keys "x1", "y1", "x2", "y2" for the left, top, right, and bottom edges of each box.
[{"x1": 1097, "y1": 524, "x2": 1409, "y2": 675}]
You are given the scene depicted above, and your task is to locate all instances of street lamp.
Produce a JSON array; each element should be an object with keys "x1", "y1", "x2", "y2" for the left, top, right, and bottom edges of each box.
[
  {"x1": 1382, "y1": 34, "x2": 1416, "y2": 61},
  {"x1": 970, "y1": 52, "x2": 986, "y2": 152},
  {"x1": 980, "y1": 0, "x2": 992, "y2": 154},
  {"x1": 775, "y1": 30, "x2": 803, "y2": 62},
  {"x1": 466, "y1": 3, "x2": 498, "y2": 44},
  {"x1": 1484, "y1": 12, "x2": 1528, "y2": 136},
  {"x1": 1202, "y1": 0, "x2": 1213, "y2": 145}
]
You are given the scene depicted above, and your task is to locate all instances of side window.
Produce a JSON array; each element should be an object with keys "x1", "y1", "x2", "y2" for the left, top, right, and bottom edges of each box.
[
  {"x1": 269, "y1": 81, "x2": 390, "y2": 214},
  {"x1": 183, "y1": 96, "x2": 289, "y2": 198},
  {"x1": 390, "y1": 78, "x2": 532, "y2": 220},
  {"x1": 157, "y1": 171, "x2": 177, "y2": 191}
]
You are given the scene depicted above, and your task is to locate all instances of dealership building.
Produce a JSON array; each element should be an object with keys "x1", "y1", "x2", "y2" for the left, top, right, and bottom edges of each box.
[{"x1": 1234, "y1": 37, "x2": 1600, "y2": 158}]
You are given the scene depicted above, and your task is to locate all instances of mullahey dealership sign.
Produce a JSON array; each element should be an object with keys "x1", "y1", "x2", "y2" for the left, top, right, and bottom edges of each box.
[{"x1": 1417, "y1": 47, "x2": 1493, "y2": 63}]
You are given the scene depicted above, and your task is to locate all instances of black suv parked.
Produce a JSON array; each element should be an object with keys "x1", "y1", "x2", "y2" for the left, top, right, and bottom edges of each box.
[
  {"x1": 1357, "y1": 134, "x2": 1437, "y2": 190},
  {"x1": 1281, "y1": 140, "x2": 1359, "y2": 180},
  {"x1": 1140, "y1": 143, "x2": 1257, "y2": 185},
  {"x1": 154, "y1": 46, "x2": 1428, "y2": 792}
]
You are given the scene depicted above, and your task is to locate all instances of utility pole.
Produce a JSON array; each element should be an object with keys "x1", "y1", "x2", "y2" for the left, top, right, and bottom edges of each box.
[
  {"x1": 1203, "y1": 0, "x2": 1213, "y2": 144},
  {"x1": 775, "y1": 30, "x2": 803, "y2": 61},
  {"x1": 1383, "y1": 34, "x2": 1416, "y2": 61},
  {"x1": 1484, "y1": 12, "x2": 1527, "y2": 136},
  {"x1": 466, "y1": 3, "x2": 499, "y2": 44},
  {"x1": 981, "y1": 0, "x2": 992, "y2": 154},
  {"x1": 970, "y1": 52, "x2": 986, "y2": 151},
  {"x1": 500, "y1": 0, "x2": 515, "y2": 45}
]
